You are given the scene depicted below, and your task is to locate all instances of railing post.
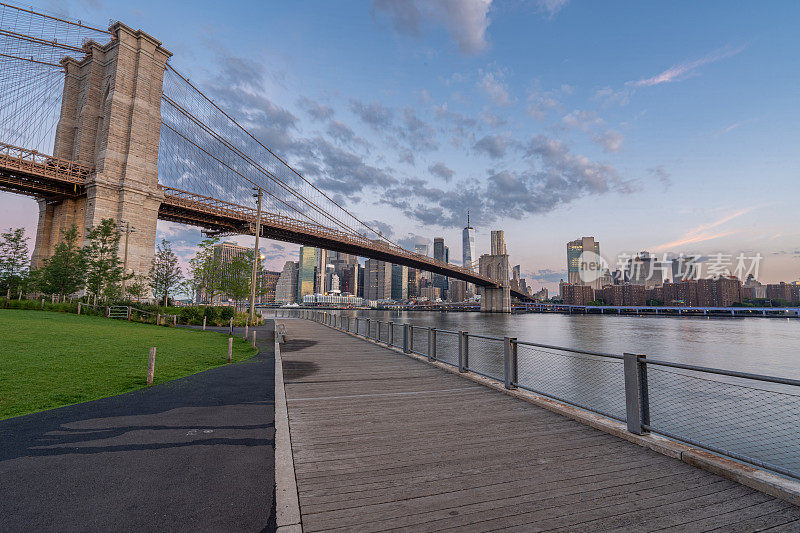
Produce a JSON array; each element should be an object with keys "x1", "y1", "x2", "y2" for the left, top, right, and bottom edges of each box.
[
  {"x1": 428, "y1": 328, "x2": 436, "y2": 361},
  {"x1": 403, "y1": 324, "x2": 410, "y2": 353},
  {"x1": 623, "y1": 353, "x2": 650, "y2": 435},
  {"x1": 127, "y1": 306, "x2": 131, "y2": 320},
  {"x1": 376, "y1": 320, "x2": 381, "y2": 342},
  {"x1": 366, "y1": 318, "x2": 370, "y2": 338},
  {"x1": 459, "y1": 331, "x2": 468, "y2": 373},
  {"x1": 504, "y1": 337, "x2": 517, "y2": 389},
  {"x1": 388, "y1": 322, "x2": 394, "y2": 345}
]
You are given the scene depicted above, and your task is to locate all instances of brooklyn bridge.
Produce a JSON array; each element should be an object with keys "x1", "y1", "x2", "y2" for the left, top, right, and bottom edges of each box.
[{"x1": 0, "y1": 3, "x2": 529, "y2": 311}]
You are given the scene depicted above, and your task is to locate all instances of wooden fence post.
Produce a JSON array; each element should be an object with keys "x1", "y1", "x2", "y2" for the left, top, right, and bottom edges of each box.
[
  {"x1": 41, "y1": 298, "x2": 44, "y2": 309},
  {"x1": 156, "y1": 313, "x2": 160, "y2": 325},
  {"x1": 252, "y1": 330, "x2": 256, "y2": 348},
  {"x1": 203, "y1": 316, "x2": 206, "y2": 331},
  {"x1": 228, "y1": 337, "x2": 233, "y2": 363},
  {"x1": 245, "y1": 323, "x2": 248, "y2": 340},
  {"x1": 173, "y1": 315, "x2": 177, "y2": 327},
  {"x1": 128, "y1": 306, "x2": 132, "y2": 321},
  {"x1": 77, "y1": 302, "x2": 81, "y2": 315},
  {"x1": 147, "y1": 347, "x2": 156, "y2": 385},
  {"x1": 229, "y1": 317, "x2": 233, "y2": 335}
]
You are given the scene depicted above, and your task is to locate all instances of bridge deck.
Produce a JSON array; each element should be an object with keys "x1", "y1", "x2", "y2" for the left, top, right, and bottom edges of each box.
[{"x1": 278, "y1": 319, "x2": 800, "y2": 532}]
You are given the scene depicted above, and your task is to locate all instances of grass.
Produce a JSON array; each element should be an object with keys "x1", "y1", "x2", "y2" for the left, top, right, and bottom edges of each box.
[{"x1": 0, "y1": 310, "x2": 258, "y2": 420}]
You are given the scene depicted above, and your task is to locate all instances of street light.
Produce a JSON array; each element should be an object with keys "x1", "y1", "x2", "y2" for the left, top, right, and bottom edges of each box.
[
  {"x1": 119, "y1": 219, "x2": 136, "y2": 297},
  {"x1": 249, "y1": 187, "x2": 263, "y2": 325}
]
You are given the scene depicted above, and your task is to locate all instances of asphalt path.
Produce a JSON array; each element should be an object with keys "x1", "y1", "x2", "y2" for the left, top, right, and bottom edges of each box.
[{"x1": 0, "y1": 323, "x2": 276, "y2": 532}]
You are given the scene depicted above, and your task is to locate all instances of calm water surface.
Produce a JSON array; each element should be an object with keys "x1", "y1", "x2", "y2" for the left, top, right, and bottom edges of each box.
[{"x1": 332, "y1": 310, "x2": 800, "y2": 379}]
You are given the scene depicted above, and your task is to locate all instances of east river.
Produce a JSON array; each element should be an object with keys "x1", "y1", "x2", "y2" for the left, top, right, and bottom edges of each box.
[{"x1": 330, "y1": 309, "x2": 800, "y2": 379}]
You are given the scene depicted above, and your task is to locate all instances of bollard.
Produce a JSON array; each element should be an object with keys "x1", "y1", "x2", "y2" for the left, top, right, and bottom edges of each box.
[
  {"x1": 203, "y1": 316, "x2": 206, "y2": 331},
  {"x1": 77, "y1": 302, "x2": 82, "y2": 315},
  {"x1": 503, "y1": 337, "x2": 517, "y2": 389},
  {"x1": 173, "y1": 315, "x2": 176, "y2": 327},
  {"x1": 623, "y1": 353, "x2": 650, "y2": 435},
  {"x1": 228, "y1": 337, "x2": 233, "y2": 363},
  {"x1": 147, "y1": 347, "x2": 156, "y2": 386},
  {"x1": 245, "y1": 323, "x2": 249, "y2": 340},
  {"x1": 229, "y1": 317, "x2": 233, "y2": 335},
  {"x1": 403, "y1": 324, "x2": 410, "y2": 353},
  {"x1": 41, "y1": 298, "x2": 44, "y2": 309},
  {"x1": 459, "y1": 331, "x2": 469, "y2": 373},
  {"x1": 252, "y1": 330, "x2": 257, "y2": 348}
]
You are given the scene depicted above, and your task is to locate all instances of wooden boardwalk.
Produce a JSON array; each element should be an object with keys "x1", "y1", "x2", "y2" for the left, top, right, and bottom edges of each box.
[{"x1": 278, "y1": 320, "x2": 800, "y2": 532}]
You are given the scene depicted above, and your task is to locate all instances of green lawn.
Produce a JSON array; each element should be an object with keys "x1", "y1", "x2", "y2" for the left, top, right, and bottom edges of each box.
[{"x1": 0, "y1": 310, "x2": 257, "y2": 419}]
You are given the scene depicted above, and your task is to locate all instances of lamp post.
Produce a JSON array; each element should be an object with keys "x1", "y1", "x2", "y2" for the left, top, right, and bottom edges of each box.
[
  {"x1": 119, "y1": 220, "x2": 136, "y2": 297},
  {"x1": 249, "y1": 187, "x2": 263, "y2": 325}
]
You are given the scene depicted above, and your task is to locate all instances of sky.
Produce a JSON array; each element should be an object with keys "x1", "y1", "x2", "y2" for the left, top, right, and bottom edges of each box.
[{"x1": 2, "y1": 0, "x2": 799, "y2": 291}]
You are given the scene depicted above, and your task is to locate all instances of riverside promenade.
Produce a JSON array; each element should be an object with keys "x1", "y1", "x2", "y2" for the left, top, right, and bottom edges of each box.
[{"x1": 276, "y1": 319, "x2": 800, "y2": 532}]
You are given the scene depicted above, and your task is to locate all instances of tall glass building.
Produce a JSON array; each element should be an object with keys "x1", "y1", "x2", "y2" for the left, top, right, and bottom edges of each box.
[
  {"x1": 567, "y1": 237, "x2": 600, "y2": 287},
  {"x1": 297, "y1": 246, "x2": 318, "y2": 301},
  {"x1": 462, "y1": 213, "x2": 475, "y2": 271}
]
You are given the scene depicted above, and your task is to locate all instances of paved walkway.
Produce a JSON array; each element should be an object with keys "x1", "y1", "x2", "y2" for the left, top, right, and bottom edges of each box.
[
  {"x1": 0, "y1": 325, "x2": 276, "y2": 533},
  {"x1": 278, "y1": 319, "x2": 800, "y2": 532}
]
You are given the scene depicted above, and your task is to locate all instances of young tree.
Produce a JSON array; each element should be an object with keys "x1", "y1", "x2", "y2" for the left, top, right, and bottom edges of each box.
[
  {"x1": 84, "y1": 218, "x2": 124, "y2": 303},
  {"x1": 0, "y1": 227, "x2": 30, "y2": 300},
  {"x1": 37, "y1": 225, "x2": 86, "y2": 299},
  {"x1": 126, "y1": 273, "x2": 151, "y2": 303},
  {"x1": 150, "y1": 239, "x2": 183, "y2": 306},
  {"x1": 188, "y1": 238, "x2": 223, "y2": 304},
  {"x1": 222, "y1": 250, "x2": 253, "y2": 311}
]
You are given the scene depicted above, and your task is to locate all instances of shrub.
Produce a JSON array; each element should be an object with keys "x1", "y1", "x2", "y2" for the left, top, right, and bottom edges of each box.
[{"x1": 219, "y1": 307, "x2": 235, "y2": 321}]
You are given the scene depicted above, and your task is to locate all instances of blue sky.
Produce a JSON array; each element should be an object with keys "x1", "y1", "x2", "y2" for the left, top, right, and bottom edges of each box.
[{"x1": 2, "y1": 0, "x2": 799, "y2": 290}]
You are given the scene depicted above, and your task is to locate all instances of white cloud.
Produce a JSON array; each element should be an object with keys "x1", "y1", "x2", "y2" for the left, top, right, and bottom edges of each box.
[
  {"x1": 477, "y1": 69, "x2": 512, "y2": 105},
  {"x1": 631, "y1": 45, "x2": 745, "y2": 87},
  {"x1": 593, "y1": 129, "x2": 623, "y2": 153}
]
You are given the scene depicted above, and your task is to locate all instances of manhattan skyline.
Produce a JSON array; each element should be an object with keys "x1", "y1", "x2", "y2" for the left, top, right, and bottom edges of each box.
[{"x1": 0, "y1": 0, "x2": 798, "y2": 292}]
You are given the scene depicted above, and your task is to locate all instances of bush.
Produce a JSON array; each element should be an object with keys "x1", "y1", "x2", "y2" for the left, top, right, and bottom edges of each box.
[
  {"x1": 219, "y1": 307, "x2": 235, "y2": 322},
  {"x1": 202, "y1": 306, "x2": 219, "y2": 322},
  {"x1": 179, "y1": 306, "x2": 204, "y2": 325}
]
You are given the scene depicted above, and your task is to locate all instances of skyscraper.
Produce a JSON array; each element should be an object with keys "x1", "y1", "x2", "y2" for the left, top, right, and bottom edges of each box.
[
  {"x1": 391, "y1": 264, "x2": 408, "y2": 301},
  {"x1": 567, "y1": 237, "x2": 600, "y2": 287},
  {"x1": 433, "y1": 237, "x2": 449, "y2": 294},
  {"x1": 490, "y1": 230, "x2": 506, "y2": 255},
  {"x1": 364, "y1": 259, "x2": 392, "y2": 301},
  {"x1": 297, "y1": 246, "x2": 318, "y2": 300},
  {"x1": 462, "y1": 212, "x2": 476, "y2": 271},
  {"x1": 414, "y1": 244, "x2": 428, "y2": 257},
  {"x1": 275, "y1": 261, "x2": 299, "y2": 304}
]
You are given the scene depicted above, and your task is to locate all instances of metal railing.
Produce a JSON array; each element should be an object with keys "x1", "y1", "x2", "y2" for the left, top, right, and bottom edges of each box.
[{"x1": 268, "y1": 308, "x2": 800, "y2": 481}]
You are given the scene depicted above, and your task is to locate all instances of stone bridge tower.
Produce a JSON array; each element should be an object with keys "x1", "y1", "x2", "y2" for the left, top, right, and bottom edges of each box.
[
  {"x1": 479, "y1": 253, "x2": 511, "y2": 313},
  {"x1": 31, "y1": 22, "x2": 171, "y2": 277}
]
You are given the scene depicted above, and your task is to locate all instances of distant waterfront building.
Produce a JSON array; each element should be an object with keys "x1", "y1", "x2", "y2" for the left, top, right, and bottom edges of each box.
[
  {"x1": 567, "y1": 237, "x2": 600, "y2": 289},
  {"x1": 364, "y1": 259, "x2": 392, "y2": 301},
  {"x1": 600, "y1": 284, "x2": 646, "y2": 306},
  {"x1": 627, "y1": 251, "x2": 665, "y2": 289},
  {"x1": 338, "y1": 263, "x2": 359, "y2": 296},
  {"x1": 407, "y1": 269, "x2": 420, "y2": 298},
  {"x1": 744, "y1": 274, "x2": 766, "y2": 299},
  {"x1": 532, "y1": 287, "x2": 548, "y2": 302},
  {"x1": 448, "y1": 279, "x2": 467, "y2": 302},
  {"x1": 391, "y1": 264, "x2": 408, "y2": 301},
  {"x1": 302, "y1": 293, "x2": 363, "y2": 306},
  {"x1": 561, "y1": 283, "x2": 595, "y2": 306},
  {"x1": 698, "y1": 276, "x2": 742, "y2": 307},
  {"x1": 257, "y1": 270, "x2": 280, "y2": 304},
  {"x1": 490, "y1": 230, "x2": 506, "y2": 255},
  {"x1": 419, "y1": 286, "x2": 442, "y2": 301},
  {"x1": 462, "y1": 212, "x2": 476, "y2": 271},
  {"x1": 275, "y1": 261, "x2": 299, "y2": 304},
  {"x1": 766, "y1": 282, "x2": 796, "y2": 303},
  {"x1": 414, "y1": 244, "x2": 429, "y2": 257}
]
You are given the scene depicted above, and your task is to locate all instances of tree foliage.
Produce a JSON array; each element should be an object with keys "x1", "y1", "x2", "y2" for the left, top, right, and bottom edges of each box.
[
  {"x1": 187, "y1": 238, "x2": 223, "y2": 304},
  {"x1": 223, "y1": 250, "x2": 253, "y2": 310},
  {"x1": 150, "y1": 239, "x2": 183, "y2": 306},
  {"x1": 36, "y1": 225, "x2": 86, "y2": 298},
  {"x1": 0, "y1": 227, "x2": 30, "y2": 299},
  {"x1": 84, "y1": 218, "x2": 125, "y2": 302}
]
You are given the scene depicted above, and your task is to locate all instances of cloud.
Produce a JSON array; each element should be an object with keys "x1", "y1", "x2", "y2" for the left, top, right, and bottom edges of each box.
[
  {"x1": 479, "y1": 110, "x2": 506, "y2": 128},
  {"x1": 526, "y1": 92, "x2": 560, "y2": 120},
  {"x1": 473, "y1": 133, "x2": 508, "y2": 159},
  {"x1": 397, "y1": 108, "x2": 439, "y2": 151},
  {"x1": 477, "y1": 69, "x2": 512, "y2": 105},
  {"x1": 428, "y1": 161, "x2": 455, "y2": 181},
  {"x1": 349, "y1": 99, "x2": 394, "y2": 129},
  {"x1": 648, "y1": 165, "x2": 671, "y2": 189},
  {"x1": 373, "y1": 0, "x2": 493, "y2": 54},
  {"x1": 652, "y1": 206, "x2": 759, "y2": 251},
  {"x1": 525, "y1": 268, "x2": 567, "y2": 283},
  {"x1": 593, "y1": 129, "x2": 623, "y2": 152},
  {"x1": 296, "y1": 96, "x2": 334, "y2": 121},
  {"x1": 397, "y1": 233, "x2": 432, "y2": 251},
  {"x1": 631, "y1": 45, "x2": 746, "y2": 87},
  {"x1": 536, "y1": 0, "x2": 569, "y2": 17},
  {"x1": 380, "y1": 134, "x2": 631, "y2": 228},
  {"x1": 561, "y1": 109, "x2": 603, "y2": 131}
]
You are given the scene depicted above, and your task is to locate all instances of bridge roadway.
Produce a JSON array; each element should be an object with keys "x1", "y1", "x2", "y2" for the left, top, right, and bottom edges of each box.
[
  {"x1": 0, "y1": 142, "x2": 532, "y2": 300},
  {"x1": 276, "y1": 319, "x2": 800, "y2": 532}
]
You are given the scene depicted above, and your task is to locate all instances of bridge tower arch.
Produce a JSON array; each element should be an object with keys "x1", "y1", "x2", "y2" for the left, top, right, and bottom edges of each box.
[
  {"x1": 32, "y1": 22, "x2": 171, "y2": 277},
  {"x1": 479, "y1": 253, "x2": 511, "y2": 313}
]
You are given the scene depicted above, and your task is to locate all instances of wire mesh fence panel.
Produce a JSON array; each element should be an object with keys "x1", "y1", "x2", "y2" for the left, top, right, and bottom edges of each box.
[
  {"x1": 357, "y1": 318, "x2": 368, "y2": 337},
  {"x1": 435, "y1": 330, "x2": 460, "y2": 367},
  {"x1": 410, "y1": 325, "x2": 429, "y2": 356},
  {"x1": 380, "y1": 322, "x2": 390, "y2": 344},
  {"x1": 465, "y1": 335, "x2": 505, "y2": 381},
  {"x1": 515, "y1": 344, "x2": 626, "y2": 420},
  {"x1": 646, "y1": 366, "x2": 800, "y2": 478},
  {"x1": 369, "y1": 320, "x2": 378, "y2": 340},
  {"x1": 391, "y1": 323, "x2": 404, "y2": 348}
]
